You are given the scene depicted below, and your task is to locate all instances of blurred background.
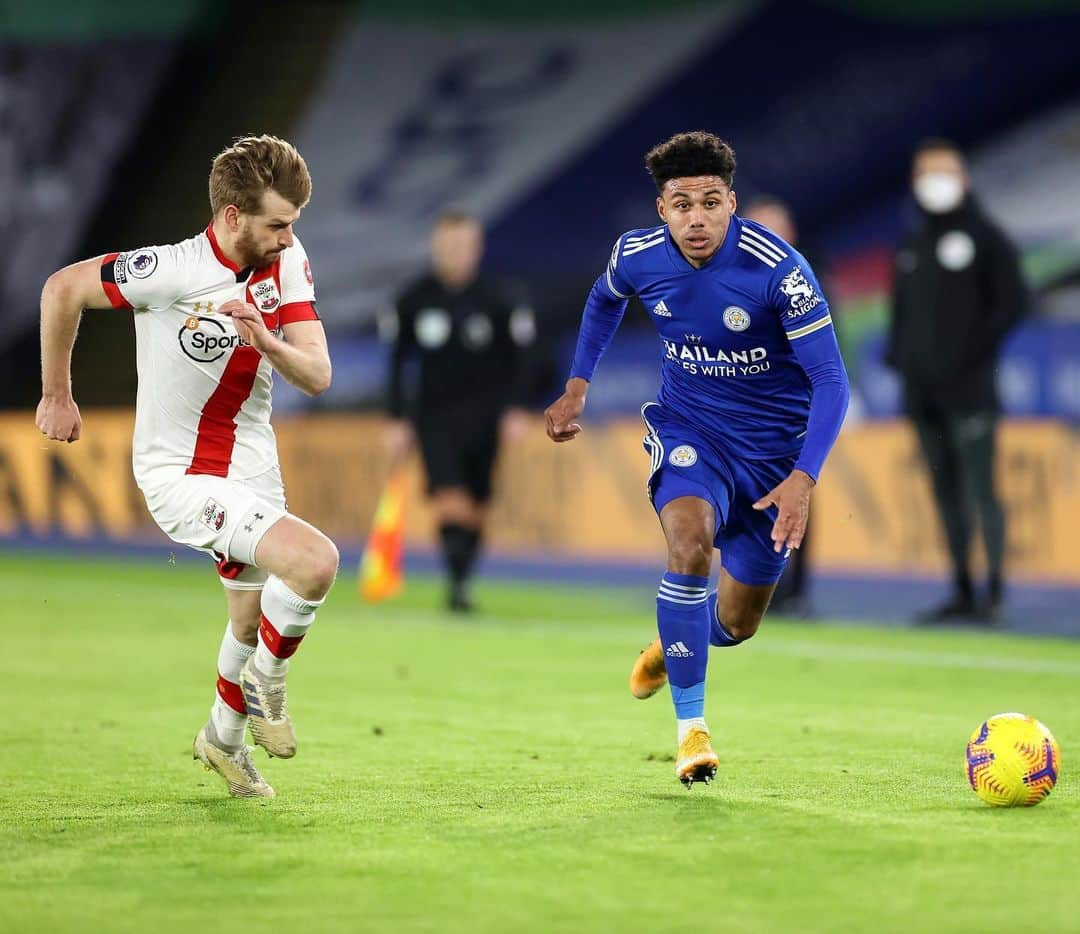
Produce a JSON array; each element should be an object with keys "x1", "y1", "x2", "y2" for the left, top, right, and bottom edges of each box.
[{"x1": 0, "y1": 0, "x2": 1078, "y2": 630}]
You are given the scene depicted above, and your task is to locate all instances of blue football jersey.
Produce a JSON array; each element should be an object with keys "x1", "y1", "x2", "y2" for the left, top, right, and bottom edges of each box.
[{"x1": 600, "y1": 215, "x2": 836, "y2": 463}]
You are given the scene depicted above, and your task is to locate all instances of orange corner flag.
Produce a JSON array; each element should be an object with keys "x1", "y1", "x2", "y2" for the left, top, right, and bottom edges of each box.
[{"x1": 358, "y1": 470, "x2": 408, "y2": 603}]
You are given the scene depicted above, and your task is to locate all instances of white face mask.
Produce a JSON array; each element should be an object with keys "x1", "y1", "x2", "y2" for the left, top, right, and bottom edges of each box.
[{"x1": 913, "y1": 172, "x2": 965, "y2": 214}]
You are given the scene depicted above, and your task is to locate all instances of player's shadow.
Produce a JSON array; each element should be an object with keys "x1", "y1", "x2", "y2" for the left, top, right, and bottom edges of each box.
[
  {"x1": 176, "y1": 796, "x2": 276, "y2": 820},
  {"x1": 925, "y1": 801, "x2": 1069, "y2": 816},
  {"x1": 642, "y1": 791, "x2": 731, "y2": 812}
]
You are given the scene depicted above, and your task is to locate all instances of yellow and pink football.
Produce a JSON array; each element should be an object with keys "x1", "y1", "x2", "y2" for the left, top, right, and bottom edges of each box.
[{"x1": 965, "y1": 713, "x2": 1060, "y2": 807}]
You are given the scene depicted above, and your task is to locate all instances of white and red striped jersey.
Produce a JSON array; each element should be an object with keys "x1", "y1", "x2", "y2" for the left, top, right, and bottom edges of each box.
[{"x1": 100, "y1": 224, "x2": 318, "y2": 485}]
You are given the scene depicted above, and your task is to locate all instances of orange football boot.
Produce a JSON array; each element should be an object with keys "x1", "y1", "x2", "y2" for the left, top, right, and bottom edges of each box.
[
  {"x1": 675, "y1": 727, "x2": 719, "y2": 788},
  {"x1": 629, "y1": 637, "x2": 667, "y2": 699}
]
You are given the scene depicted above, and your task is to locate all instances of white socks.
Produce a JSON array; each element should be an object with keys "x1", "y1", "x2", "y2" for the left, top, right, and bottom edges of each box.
[
  {"x1": 678, "y1": 717, "x2": 709, "y2": 744},
  {"x1": 211, "y1": 621, "x2": 255, "y2": 749},
  {"x1": 253, "y1": 576, "x2": 322, "y2": 679},
  {"x1": 206, "y1": 578, "x2": 324, "y2": 749}
]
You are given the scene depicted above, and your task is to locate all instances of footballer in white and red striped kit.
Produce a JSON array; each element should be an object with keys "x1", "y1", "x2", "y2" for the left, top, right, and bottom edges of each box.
[{"x1": 36, "y1": 136, "x2": 340, "y2": 798}]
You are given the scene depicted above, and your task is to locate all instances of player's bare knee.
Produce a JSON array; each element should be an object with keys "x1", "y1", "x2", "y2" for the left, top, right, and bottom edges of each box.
[
  {"x1": 723, "y1": 610, "x2": 763, "y2": 641},
  {"x1": 296, "y1": 538, "x2": 338, "y2": 601},
  {"x1": 317, "y1": 539, "x2": 340, "y2": 594},
  {"x1": 226, "y1": 590, "x2": 262, "y2": 643},
  {"x1": 232, "y1": 615, "x2": 260, "y2": 645},
  {"x1": 716, "y1": 593, "x2": 765, "y2": 640},
  {"x1": 666, "y1": 537, "x2": 712, "y2": 577}
]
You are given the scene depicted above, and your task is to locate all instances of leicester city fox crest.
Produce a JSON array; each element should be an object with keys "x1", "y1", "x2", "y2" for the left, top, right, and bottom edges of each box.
[
  {"x1": 723, "y1": 306, "x2": 751, "y2": 332},
  {"x1": 668, "y1": 445, "x2": 698, "y2": 467}
]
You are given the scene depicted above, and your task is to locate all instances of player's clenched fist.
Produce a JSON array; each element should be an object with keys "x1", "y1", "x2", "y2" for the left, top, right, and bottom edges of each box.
[
  {"x1": 220, "y1": 299, "x2": 274, "y2": 352},
  {"x1": 35, "y1": 395, "x2": 82, "y2": 443},
  {"x1": 545, "y1": 377, "x2": 588, "y2": 443}
]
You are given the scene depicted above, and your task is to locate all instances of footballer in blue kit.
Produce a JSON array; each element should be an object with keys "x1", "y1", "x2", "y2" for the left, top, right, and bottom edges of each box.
[{"x1": 545, "y1": 132, "x2": 850, "y2": 787}]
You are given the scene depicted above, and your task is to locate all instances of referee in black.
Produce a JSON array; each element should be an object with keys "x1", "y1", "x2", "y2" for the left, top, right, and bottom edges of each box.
[
  {"x1": 887, "y1": 139, "x2": 1027, "y2": 623},
  {"x1": 383, "y1": 209, "x2": 537, "y2": 612}
]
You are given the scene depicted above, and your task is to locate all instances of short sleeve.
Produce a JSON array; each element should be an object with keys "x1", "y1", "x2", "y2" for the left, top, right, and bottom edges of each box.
[
  {"x1": 100, "y1": 245, "x2": 187, "y2": 311},
  {"x1": 771, "y1": 252, "x2": 833, "y2": 344},
  {"x1": 278, "y1": 235, "x2": 319, "y2": 325},
  {"x1": 603, "y1": 235, "x2": 635, "y2": 300}
]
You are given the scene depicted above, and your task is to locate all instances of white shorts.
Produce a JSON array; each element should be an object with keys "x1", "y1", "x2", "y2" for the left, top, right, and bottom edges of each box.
[{"x1": 140, "y1": 468, "x2": 288, "y2": 590}]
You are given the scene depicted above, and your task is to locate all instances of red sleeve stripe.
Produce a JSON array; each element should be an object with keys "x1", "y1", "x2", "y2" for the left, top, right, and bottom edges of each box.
[
  {"x1": 100, "y1": 253, "x2": 132, "y2": 310},
  {"x1": 278, "y1": 301, "x2": 319, "y2": 325}
]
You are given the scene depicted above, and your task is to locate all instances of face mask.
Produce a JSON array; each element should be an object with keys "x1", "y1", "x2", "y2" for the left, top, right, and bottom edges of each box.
[{"x1": 913, "y1": 172, "x2": 964, "y2": 214}]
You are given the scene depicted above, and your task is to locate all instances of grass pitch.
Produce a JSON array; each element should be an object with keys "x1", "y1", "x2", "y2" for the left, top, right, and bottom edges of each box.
[{"x1": 1, "y1": 551, "x2": 1078, "y2": 933}]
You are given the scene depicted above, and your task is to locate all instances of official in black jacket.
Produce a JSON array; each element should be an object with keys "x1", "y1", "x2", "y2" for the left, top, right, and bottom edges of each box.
[
  {"x1": 383, "y1": 209, "x2": 537, "y2": 611},
  {"x1": 887, "y1": 139, "x2": 1027, "y2": 622}
]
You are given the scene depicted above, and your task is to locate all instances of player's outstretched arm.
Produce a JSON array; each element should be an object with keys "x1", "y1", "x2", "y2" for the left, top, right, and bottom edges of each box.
[
  {"x1": 544, "y1": 377, "x2": 588, "y2": 443},
  {"x1": 220, "y1": 300, "x2": 331, "y2": 396},
  {"x1": 36, "y1": 257, "x2": 117, "y2": 443},
  {"x1": 546, "y1": 262, "x2": 632, "y2": 443}
]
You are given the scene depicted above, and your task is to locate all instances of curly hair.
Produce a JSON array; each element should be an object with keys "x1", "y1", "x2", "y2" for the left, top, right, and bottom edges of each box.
[
  {"x1": 644, "y1": 131, "x2": 736, "y2": 193},
  {"x1": 209, "y1": 134, "x2": 311, "y2": 216}
]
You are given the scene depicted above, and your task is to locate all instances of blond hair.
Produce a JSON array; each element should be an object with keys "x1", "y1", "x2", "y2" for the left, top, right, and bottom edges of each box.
[{"x1": 209, "y1": 135, "x2": 311, "y2": 216}]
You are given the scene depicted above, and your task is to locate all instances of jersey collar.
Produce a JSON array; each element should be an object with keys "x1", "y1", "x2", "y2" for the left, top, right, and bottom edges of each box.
[
  {"x1": 205, "y1": 222, "x2": 252, "y2": 282},
  {"x1": 665, "y1": 214, "x2": 742, "y2": 272}
]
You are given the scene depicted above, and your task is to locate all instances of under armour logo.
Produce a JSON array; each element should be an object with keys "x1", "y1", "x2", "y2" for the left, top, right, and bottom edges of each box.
[{"x1": 253, "y1": 513, "x2": 264, "y2": 521}]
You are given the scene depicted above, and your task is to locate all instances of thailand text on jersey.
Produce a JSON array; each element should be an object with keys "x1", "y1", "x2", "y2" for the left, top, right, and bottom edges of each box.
[
  {"x1": 599, "y1": 216, "x2": 834, "y2": 461},
  {"x1": 100, "y1": 224, "x2": 318, "y2": 484}
]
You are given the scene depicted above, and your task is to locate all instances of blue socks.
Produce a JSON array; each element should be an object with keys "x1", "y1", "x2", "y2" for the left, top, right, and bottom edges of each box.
[
  {"x1": 657, "y1": 579, "x2": 747, "y2": 722},
  {"x1": 656, "y1": 573, "x2": 709, "y2": 719}
]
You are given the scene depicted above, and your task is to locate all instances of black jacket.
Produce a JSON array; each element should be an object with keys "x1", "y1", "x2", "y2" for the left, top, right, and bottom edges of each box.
[
  {"x1": 385, "y1": 273, "x2": 536, "y2": 422},
  {"x1": 887, "y1": 197, "x2": 1027, "y2": 412}
]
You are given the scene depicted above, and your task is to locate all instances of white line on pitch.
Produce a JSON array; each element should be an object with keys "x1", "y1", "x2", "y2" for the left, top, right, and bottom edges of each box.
[{"x1": 751, "y1": 640, "x2": 1080, "y2": 675}]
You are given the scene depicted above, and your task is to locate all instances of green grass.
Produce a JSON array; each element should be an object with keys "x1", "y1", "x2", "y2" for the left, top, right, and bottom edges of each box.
[{"x1": 1, "y1": 552, "x2": 1078, "y2": 933}]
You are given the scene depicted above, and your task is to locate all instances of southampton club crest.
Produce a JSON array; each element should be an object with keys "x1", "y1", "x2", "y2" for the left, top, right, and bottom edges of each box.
[
  {"x1": 251, "y1": 278, "x2": 281, "y2": 312},
  {"x1": 201, "y1": 498, "x2": 227, "y2": 532},
  {"x1": 779, "y1": 266, "x2": 822, "y2": 318}
]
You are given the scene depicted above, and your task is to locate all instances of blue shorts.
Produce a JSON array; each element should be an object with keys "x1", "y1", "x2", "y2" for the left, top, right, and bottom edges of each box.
[{"x1": 641, "y1": 402, "x2": 793, "y2": 586}]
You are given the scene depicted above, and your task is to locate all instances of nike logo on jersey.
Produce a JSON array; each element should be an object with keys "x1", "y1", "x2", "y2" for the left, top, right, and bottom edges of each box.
[{"x1": 652, "y1": 300, "x2": 672, "y2": 317}]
